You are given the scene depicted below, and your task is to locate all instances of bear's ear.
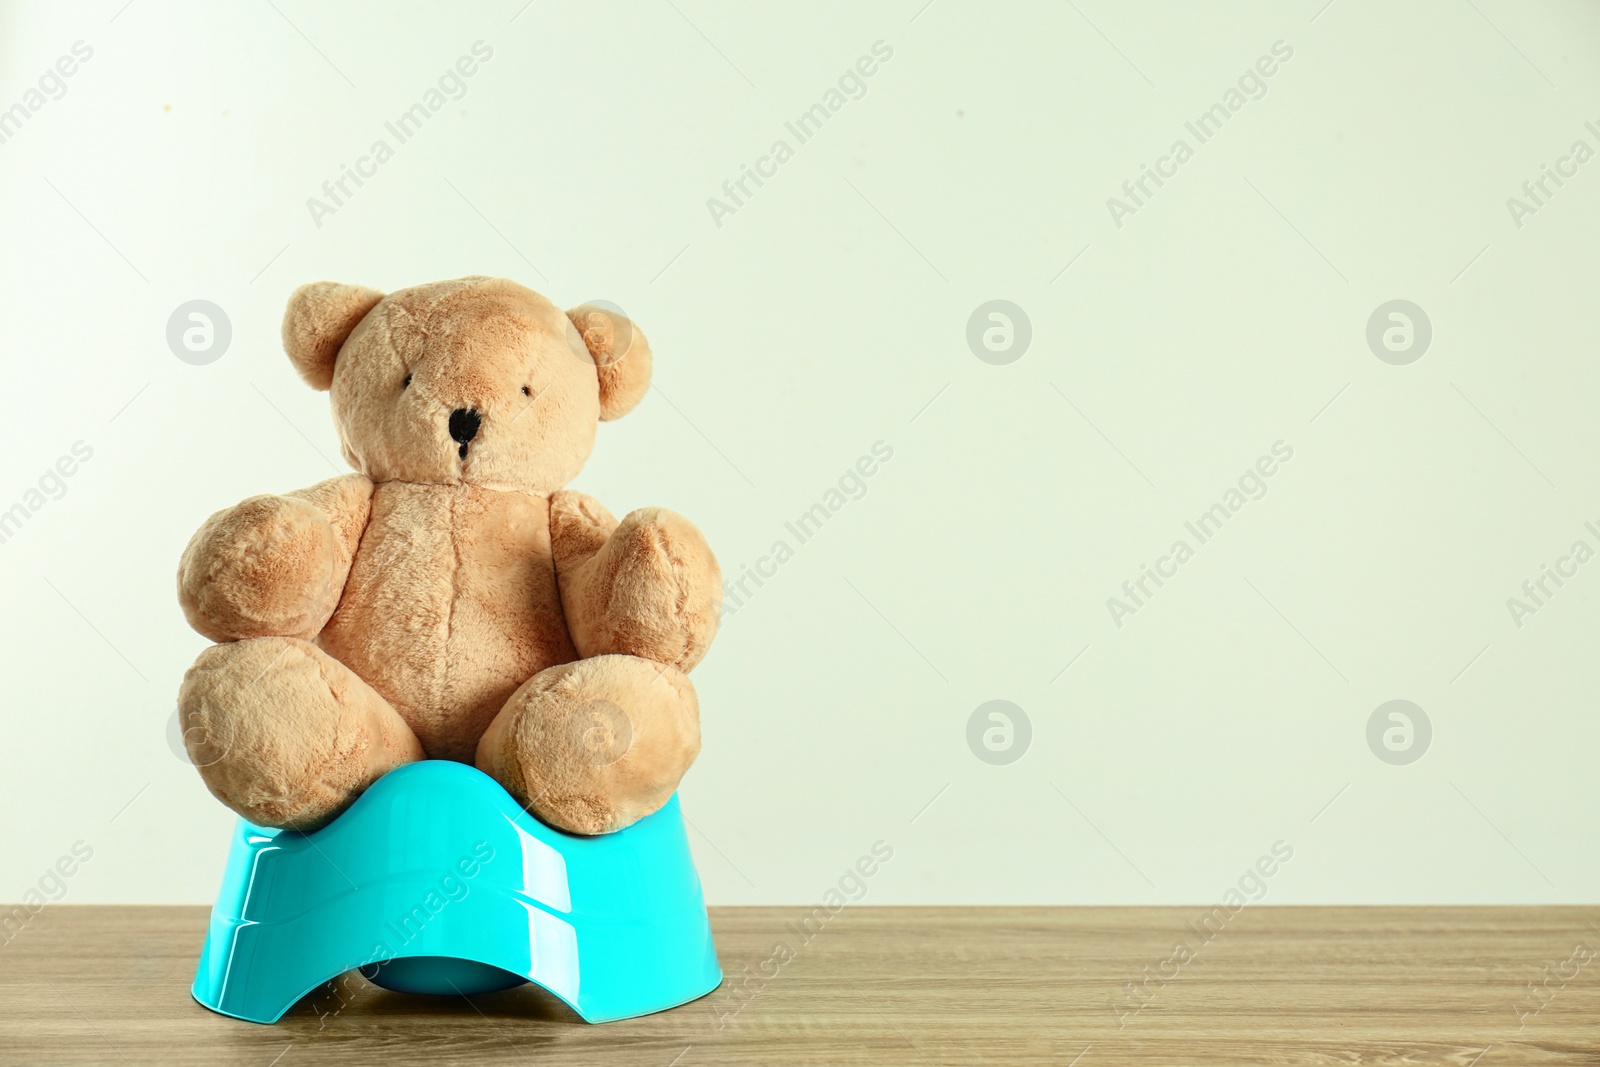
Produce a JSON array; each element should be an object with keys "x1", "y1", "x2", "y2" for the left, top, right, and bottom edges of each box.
[
  {"x1": 282, "y1": 282, "x2": 385, "y2": 390},
  {"x1": 566, "y1": 305, "x2": 652, "y2": 420}
]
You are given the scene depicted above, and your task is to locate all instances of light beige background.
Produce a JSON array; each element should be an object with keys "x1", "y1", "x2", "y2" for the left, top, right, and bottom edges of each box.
[{"x1": 0, "y1": 0, "x2": 1596, "y2": 906}]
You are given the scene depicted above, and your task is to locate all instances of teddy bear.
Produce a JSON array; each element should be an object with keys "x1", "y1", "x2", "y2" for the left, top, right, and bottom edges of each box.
[{"x1": 175, "y1": 276, "x2": 721, "y2": 836}]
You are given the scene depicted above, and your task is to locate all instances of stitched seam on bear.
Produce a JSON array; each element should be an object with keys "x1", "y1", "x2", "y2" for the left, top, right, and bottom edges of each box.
[{"x1": 437, "y1": 486, "x2": 464, "y2": 735}]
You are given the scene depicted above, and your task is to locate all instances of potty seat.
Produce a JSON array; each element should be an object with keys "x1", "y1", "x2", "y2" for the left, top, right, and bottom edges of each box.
[{"x1": 191, "y1": 760, "x2": 723, "y2": 1023}]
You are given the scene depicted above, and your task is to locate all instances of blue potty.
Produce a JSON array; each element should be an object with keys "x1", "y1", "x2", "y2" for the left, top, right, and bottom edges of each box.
[{"x1": 191, "y1": 761, "x2": 722, "y2": 1023}]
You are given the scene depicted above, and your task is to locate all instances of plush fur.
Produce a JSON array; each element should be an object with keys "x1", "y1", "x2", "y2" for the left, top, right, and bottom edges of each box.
[{"x1": 176, "y1": 276, "x2": 720, "y2": 834}]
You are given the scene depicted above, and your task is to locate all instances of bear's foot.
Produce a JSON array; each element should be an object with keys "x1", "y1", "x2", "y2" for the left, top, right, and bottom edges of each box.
[
  {"x1": 475, "y1": 654, "x2": 700, "y2": 835},
  {"x1": 177, "y1": 637, "x2": 425, "y2": 830}
]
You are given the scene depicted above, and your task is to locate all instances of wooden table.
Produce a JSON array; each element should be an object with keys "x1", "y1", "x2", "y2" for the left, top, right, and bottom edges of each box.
[{"x1": 1, "y1": 906, "x2": 1597, "y2": 1065}]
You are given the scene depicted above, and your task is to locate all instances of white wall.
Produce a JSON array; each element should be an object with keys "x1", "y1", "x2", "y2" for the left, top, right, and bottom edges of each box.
[{"x1": 1, "y1": 0, "x2": 1597, "y2": 907}]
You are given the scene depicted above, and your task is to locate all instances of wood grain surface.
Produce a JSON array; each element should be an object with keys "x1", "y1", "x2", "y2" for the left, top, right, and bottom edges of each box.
[{"x1": 1, "y1": 905, "x2": 1597, "y2": 1065}]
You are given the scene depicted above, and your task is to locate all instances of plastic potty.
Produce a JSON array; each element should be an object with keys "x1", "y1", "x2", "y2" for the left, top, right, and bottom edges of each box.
[{"x1": 191, "y1": 760, "x2": 722, "y2": 1023}]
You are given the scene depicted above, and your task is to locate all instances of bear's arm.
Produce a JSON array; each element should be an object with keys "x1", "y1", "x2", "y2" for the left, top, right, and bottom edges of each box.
[
  {"x1": 178, "y1": 474, "x2": 374, "y2": 642},
  {"x1": 550, "y1": 489, "x2": 721, "y2": 672}
]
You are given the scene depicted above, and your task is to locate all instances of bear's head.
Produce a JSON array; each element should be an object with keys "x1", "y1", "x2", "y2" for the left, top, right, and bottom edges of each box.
[{"x1": 280, "y1": 275, "x2": 651, "y2": 494}]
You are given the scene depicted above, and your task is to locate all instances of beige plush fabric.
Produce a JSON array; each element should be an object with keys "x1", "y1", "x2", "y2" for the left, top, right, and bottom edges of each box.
[{"x1": 177, "y1": 277, "x2": 720, "y2": 834}]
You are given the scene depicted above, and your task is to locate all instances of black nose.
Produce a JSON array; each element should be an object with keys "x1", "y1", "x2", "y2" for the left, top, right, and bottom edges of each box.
[{"x1": 448, "y1": 408, "x2": 480, "y2": 457}]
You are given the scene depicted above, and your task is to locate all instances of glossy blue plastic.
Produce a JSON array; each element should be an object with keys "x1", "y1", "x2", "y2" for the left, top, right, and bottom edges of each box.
[{"x1": 191, "y1": 760, "x2": 722, "y2": 1024}]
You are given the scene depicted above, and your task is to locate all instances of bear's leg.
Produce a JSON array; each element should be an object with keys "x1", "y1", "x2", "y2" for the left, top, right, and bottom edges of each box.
[
  {"x1": 475, "y1": 654, "x2": 700, "y2": 835},
  {"x1": 177, "y1": 637, "x2": 425, "y2": 830}
]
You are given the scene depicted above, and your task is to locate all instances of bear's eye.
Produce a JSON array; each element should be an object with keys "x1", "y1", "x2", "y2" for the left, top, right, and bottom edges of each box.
[
  {"x1": 403, "y1": 374, "x2": 412, "y2": 390},
  {"x1": 521, "y1": 386, "x2": 531, "y2": 397}
]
